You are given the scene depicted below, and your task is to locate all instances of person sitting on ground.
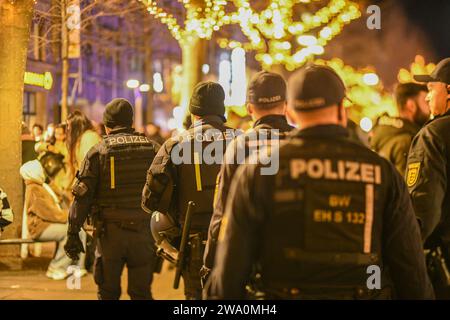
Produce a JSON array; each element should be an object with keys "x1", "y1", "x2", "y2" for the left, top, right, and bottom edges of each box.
[{"x1": 20, "y1": 159, "x2": 87, "y2": 280}]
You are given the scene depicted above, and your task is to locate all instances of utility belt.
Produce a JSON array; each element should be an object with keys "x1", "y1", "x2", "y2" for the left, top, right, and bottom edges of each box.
[
  {"x1": 262, "y1": 282, "x2": 392, "y2": 300},
  {"x1": 107, "y1": 219, "x2": 150, "y2": 232},
  {"x1": 94, "y1": 217, "x2": 150, "y2": 238}
]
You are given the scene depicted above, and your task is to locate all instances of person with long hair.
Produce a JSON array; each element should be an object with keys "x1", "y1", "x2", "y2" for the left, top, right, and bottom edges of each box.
[{"x1": 66, "y1": 111, "x2": 101, "y2": 179}]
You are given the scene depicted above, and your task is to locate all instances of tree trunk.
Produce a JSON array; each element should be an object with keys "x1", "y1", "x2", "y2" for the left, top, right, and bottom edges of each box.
[
  {"x1": 179, "y1": 0, "x2": 206, "y2": 114},
  {"x1": 180, "y1": 38, "x2": 204, "y2": 112},
  {"x1": 61, "y1": 0, "x2": 69, "y2": 121},
  {"x1": 0, "y1": 0, "x2": 34, "y2": 266}
]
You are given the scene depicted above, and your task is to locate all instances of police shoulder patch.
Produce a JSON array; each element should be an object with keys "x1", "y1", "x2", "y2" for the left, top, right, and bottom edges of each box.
[{"x1": 406, "y1": 162, "x2": 421, "y2": 187}]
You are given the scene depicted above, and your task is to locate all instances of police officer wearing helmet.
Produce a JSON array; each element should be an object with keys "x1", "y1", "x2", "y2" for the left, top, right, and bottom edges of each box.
[
  {"x1": 64, "y1": 98, "x2": 160, "y2": 300},
  {"x1": 142, "y1": 81, "x2": 235, "y2": 300},
  {"x1": 406, "y1": 58, "x2": 450, "y2": 298},
  {"x1": 206, "y1": 65, "x2": 434, "y2": 299},
  {"x1": 203, "y1": 71, "x2": 294, "y2": 278}
]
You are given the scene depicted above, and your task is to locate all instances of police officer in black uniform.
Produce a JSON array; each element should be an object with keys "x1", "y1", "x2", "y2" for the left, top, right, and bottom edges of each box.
[
  {"x1": 203, "y1": 71, "x2": 294, "y2": 277},
  {"x1": 142, "y1": 81, "x2": 235, "y2": 300},
  {"x1": 371, "y1": 82, "x2": 429, "y2": 176},
  {"x1": 206, "y1": 65, "x2": 434, "y2": 299},
  {"x1": 406, "y1": 58, "x2": 450, "y2": 298},
  {"x1": 64, "y1": 98, "x2": 160, "y2": 300}
]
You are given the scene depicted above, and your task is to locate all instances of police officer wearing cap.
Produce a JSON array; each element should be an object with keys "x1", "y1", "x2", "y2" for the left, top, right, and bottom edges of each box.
[
  {"x1": 405, "y1": 58, "x2": 450, "y2": 298},
  {"x1": 202, "y1": 71, "x2": 294, "y2": 279},
  {"x1": 64, "y1": 98, "x2": 160, "y2": 300},
  {"x1": 142, "y1": 81, "x2": 235, "y2": 300},
  {"x1": 206, "y1": 65, "x2": 434, "y2": 299}
]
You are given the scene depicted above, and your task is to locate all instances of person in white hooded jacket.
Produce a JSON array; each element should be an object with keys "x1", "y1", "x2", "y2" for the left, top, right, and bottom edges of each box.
[{"x1": 20, "y1": 160, "x2": 87, "y2": 280}]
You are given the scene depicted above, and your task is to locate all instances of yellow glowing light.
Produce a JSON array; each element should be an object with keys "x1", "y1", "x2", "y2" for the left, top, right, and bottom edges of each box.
[
  {"x1": 297, "y1": 35, "x2": 317, "y2": 46},
  {"x1": 153, "y1": 73, "x2": 164, "y2": 93},
  {"x1": 319, "y1": 27, "x2": 332, "y2": 39},
  {"x1": 282, "y1": 41, "x2": 291, "y2": 50},
  {"x1": 309, "y1": 45, "x2": 325, "y2": 55},
  {"x1": 262, "y1": 55, "x2": 273, "y2": 66},
  {"x1": 360, "y1": 117, "x2": 373, "y2": 132},
  {"x1": 275, "y1": 53, "x2": 284, "y2": 61},
  {"x1": 397, "y1": 55, "x2": 436, "y2": 84},
  {"x1": 141, "y1": 0, "x2": 361, "y2": 72},
  {"x1": 126, "y1": 79, "x2": 140, "y2": 89},
  {"x1": 293, "y1": 52, "x2": 306, "y2": 63},
  {"x1": 24, "y1": 71, "x2": 53, "y2": 90},
  {"x1": 264, "y1": 10, "x2": 273, "y2": 19},
  {"x1": 202, "y1": 64, "x2": 210, "y2": 74},
  {"x1": 363, "y1": 73, "x2": 379, "y2": 86},
  {"x1": 139, "y1": 84, "x2": 151, "y2": 92}
]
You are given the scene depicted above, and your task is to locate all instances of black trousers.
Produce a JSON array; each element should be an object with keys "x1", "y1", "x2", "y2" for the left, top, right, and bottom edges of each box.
[
  {"x1": 182, "y1": 233, "x2": 205, "y2": 300},
  {"x1": 94, "y1": 220, "x2": 157, "y2": 300}
]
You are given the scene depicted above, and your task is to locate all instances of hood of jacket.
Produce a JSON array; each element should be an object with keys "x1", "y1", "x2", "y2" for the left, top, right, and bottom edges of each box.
[{"x1": 20, "y1": 160, "x2": 45, "y2": 185}]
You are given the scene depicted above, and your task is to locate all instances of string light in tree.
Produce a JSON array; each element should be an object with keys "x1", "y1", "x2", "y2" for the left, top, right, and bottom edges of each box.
[
  {"x1": 218, "y1": 0, "x2": 361, "y2": 70},
  {"x1": 315, "y1": 58, "x2": 396, "y2": 121},
  {"x1": 397, "y1": 55, "x2": 436, "y2": 84},
  {"x1": 139, "y1": 0, "x2": 232, "y2": 44}
]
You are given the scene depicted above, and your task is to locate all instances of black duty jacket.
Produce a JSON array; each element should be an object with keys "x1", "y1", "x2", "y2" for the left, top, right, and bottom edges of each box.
[
  {"x1": 406, "y1": 110, "x2": 450, "y2": 250},
  {"x1": 203, "y1": 114, "x2": 294, "y2": 269},
  {"x1": 207, "y1": 124, "x2": 433, "y2": 300}
]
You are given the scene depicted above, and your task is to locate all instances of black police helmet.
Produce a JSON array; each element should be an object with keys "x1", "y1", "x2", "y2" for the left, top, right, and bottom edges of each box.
[{"x1": 150, "y1": 211, "x2": 180, "y2": 245}]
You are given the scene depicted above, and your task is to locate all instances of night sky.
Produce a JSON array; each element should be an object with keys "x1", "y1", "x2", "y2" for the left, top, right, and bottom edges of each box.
[{"x1": 398, "y1": 0, "x2": 450, "y2": 59}]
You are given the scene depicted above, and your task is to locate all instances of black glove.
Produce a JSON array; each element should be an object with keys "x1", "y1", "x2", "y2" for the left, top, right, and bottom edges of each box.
[{"x1": 64, "y1": 232, "x2": 85, "y2": 261}]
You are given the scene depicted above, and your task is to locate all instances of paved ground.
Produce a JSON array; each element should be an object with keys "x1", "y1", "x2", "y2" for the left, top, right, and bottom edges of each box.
[{"x1": 0, "y1": 243, "x2": 184, "y2": 300}]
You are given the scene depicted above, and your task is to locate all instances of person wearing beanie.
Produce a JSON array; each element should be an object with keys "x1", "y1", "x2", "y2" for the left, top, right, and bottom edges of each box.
[
  {"x1": 65, "y1": 98, "x2": 161, "y2": 300},
  {"x1": 206, "y1": 65, "x2": 433, "y2": 300},
  {"x1": 142, "y1": 81, "x2": 236, "y2": 299},
  {"x1": 202, "y1": 71, "x2": 294, "y2": 282},
  {"x1": 405, "y1": 57, "x2": 450, "y2": 298}
]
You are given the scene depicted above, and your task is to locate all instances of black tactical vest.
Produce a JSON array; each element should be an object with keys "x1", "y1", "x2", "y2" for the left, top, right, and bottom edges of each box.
[
  {"x1": 97, "y1": 132, "x2": 158, "y2": 209},
  {"x1": 236, "y1": 123, "x2": 291, "y2": 164},
  {"x1": 173, "y1": 120, "x2": 234, "y2": 230},
  {"x1": 259, "y1": 132, "x2": 389, "y2": 298}
]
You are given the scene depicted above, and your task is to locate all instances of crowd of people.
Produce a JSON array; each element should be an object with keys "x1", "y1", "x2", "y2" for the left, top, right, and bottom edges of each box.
[
  {"x1": 14, "y1": 114, "x2": 169, "y2": 280},
  {"x1": 1, "y1": 57, "x2": 449, "y2": 300}
]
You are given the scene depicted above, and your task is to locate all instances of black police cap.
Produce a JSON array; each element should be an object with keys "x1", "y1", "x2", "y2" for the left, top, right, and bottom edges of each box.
[
  {"x1": 414, "y1": 58, "x2": 450, "y2": 85},
  {"x1": 247, "y1": 71, "x2": 287, "y2": 107},
  {"x1": 288, "y1": 65, "x2": 346, "y2": 112}
]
